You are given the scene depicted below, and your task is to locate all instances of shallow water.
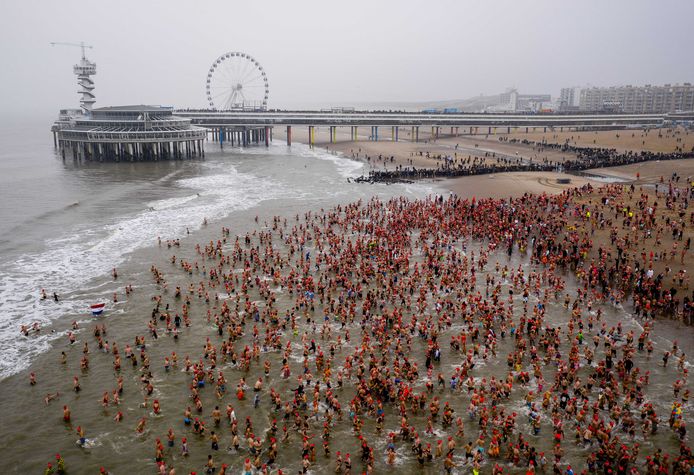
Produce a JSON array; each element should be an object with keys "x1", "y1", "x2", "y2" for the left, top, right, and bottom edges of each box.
[
  {"x1": 0, "y1": 117, "x2": 691, "y2": 474},
  {"x1": 0, "y1": 117, "x2": 431, "y2": 379}
]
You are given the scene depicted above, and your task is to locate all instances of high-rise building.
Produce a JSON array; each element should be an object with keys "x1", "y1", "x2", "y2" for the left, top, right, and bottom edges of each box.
[
  {"x1": 578, "y1": 83, "x2": 694, "y2": 113},
  {"x1": 492, "y1": 88, "x2": 551, "y2": 112},
  {"x1": 559, "y1": 87, "x2": 580, "y2": 111}
]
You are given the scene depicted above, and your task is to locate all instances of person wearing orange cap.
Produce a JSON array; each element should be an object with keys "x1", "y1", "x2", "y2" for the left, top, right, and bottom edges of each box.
[
  {"x1": 334, "y1": 451, "x2": 342, "y2": 472},
  {"x1": 54, "y1": 453, "x2": 65, "y2": 474},
  {"x1": 243, "y1": 458, "x2": 252, "y2": 475},
  {"x1": 76, "y1": 426, "x2": 85, "y2": 446}
]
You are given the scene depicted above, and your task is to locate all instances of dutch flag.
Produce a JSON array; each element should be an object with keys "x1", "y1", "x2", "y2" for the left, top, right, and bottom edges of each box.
[{"x1": 90, "y1": 303, "x2": 106, "y2": 316}]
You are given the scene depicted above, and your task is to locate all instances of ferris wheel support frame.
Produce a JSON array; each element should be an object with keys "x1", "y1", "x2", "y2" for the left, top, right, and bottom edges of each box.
[{"x1": 205, "y1": 51, "x2": 269, "y2": 111}]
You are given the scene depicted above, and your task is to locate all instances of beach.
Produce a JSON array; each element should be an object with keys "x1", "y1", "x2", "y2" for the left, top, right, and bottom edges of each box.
[{"x1": 0, "y1": 120, "x2": 692, "y2": 475}]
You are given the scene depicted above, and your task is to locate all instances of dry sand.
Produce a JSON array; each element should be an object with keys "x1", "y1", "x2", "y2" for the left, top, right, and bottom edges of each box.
[{"x1": 496, "y1": 127, "x2": 693, "y2": 153}]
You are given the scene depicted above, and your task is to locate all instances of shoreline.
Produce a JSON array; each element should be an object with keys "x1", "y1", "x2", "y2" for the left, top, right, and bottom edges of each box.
[
  {"x1": 2, "y1": 133, "x2": 693, "y2": 474},
  {"x1": 277, "y1": 126, "x2": 693, "y2": 200}
]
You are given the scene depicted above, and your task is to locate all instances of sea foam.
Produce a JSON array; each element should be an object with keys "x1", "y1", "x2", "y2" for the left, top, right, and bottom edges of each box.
[{"x1": 0, "y1": 165, "x2": 279, "y2": 378}]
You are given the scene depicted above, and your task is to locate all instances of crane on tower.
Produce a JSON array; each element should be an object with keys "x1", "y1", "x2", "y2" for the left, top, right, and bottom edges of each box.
[
  {"x1": 50, "y1": 41, "x2": 96, "y2": 114},
  {"x1": 50, "y1": 41, "x2": 93, "y2": 59}
]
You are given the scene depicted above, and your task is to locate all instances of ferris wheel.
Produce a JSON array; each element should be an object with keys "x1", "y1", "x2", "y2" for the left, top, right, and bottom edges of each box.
[{"x1": 206, "y1": 52, "x2": 269, "y2": 111}]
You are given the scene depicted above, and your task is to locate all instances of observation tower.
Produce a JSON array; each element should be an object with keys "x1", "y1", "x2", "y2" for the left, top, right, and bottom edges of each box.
[
  {"x1": 73, "y1": 52, "x2": 96, "y2": 114},
  {"x1": 50, "y1": 42, "x2": 97, "y2": 114},
  {"x1": 50, "y1": 43, "x2": 207, "y2": 162}
]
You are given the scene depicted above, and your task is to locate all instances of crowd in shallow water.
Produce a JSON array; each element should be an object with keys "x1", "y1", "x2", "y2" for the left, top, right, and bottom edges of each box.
[{"x1": 32, "y1": 177, "x2": 694, "y2": 475}]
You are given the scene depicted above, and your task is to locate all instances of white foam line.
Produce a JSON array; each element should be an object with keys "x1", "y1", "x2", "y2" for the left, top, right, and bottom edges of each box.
[{"x1": 0, "y1": 165, "x2": 284, "y2": 379}]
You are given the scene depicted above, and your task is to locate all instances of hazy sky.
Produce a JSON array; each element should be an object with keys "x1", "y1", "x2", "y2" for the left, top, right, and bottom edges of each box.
[{"x1": 1, "y1": 0, "x2": 692, "y2": 115}]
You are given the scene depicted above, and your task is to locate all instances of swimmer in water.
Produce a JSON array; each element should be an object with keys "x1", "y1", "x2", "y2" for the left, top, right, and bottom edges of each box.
[
  {"x1": 44, "y1": 392, "x2": 60, "y2": 405},
  {"x1": 76, "y1": 426, "x2": 85, "y2": 446}
]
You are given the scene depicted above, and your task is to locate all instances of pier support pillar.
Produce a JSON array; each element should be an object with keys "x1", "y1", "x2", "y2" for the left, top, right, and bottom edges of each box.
[
  {"x1": 415, "y1": 126, "x2": 419, "y2": 142},
  {"x1": 374, "y1": 126, "x2": 378, "y2": 141},
  {"x1": 265, "y1": 127, "x2": 270, "y2": 147},
  {"x1": 52, "y1": 131, "x2": 57, "y2": 148},
  {"x1": 488, "y1": 126, "x2": 492, "y2": 135},
  {"x1": 395, "y1": 126, "x2": 399, "y2": 142},
  {"x1": 286, "y1": 126, "x2": 292, "y2": 146}
]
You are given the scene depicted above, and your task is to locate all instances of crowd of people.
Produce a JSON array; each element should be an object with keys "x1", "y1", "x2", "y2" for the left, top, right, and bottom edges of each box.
[
  {"x1": 34, "y1": 174, "x2": 694, "y2": 474},
  {"x1": 355, "y1": 144, "x2": 694, "y2": 183}
]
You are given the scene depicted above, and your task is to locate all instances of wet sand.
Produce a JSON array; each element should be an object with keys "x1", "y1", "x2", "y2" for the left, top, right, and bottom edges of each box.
[
  {"x1": 588, "y1": 158, "x2": 694, "y2": 183},
  {"x1": 443, "y1": 172, "x2": 599, "y2": 200}
]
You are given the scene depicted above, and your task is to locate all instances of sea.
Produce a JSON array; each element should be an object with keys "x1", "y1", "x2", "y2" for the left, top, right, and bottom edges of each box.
[{"x1": 0, "y1": 114, "x2": 432, "y2": 380}]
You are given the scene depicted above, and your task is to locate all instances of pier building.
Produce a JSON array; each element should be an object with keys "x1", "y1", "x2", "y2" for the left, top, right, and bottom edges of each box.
[
  {"x1": 52, "y1": 106, "x2": 208, "y2": 161},
  {"x1": 51, "y1": 45, "x2": 207, "y2": 161}
]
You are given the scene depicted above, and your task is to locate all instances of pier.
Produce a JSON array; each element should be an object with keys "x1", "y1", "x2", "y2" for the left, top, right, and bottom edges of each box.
[
  {"x1": 50, "y1": 45, "x2": 678, "y2": 155},
  {"x1": 174, "y1": 110, "x2": 666, "y2": 146},
  {"x1": 52, "y1": 106, "x2": 208, "y2": 161}
]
